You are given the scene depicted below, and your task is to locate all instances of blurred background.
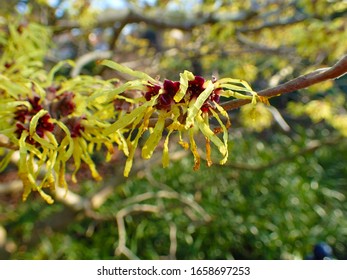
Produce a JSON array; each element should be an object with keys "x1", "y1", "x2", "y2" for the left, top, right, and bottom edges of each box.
[{"x1": 0, "y1": 0, "x2": 347, "y2": 259}]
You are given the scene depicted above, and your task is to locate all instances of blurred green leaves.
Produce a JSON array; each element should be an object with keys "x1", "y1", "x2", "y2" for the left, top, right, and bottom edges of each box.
[{"x1": 4, "y1": 125, "x2": 347, "y2": 259}]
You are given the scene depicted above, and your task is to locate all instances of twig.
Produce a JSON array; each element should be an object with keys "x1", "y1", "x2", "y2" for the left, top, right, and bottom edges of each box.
[
  {"x1": 238, "y1": 14, "x2": 306, "y2": 33},
  {"x1": 120, "y1": 190, "x2": 211, "y2": 223},
  {"x1": 0, "y1": 225, "x2": 6, "y2": 247},
  {"x1": 221, "y1": 55, "x2": 347, "y2": 111},
  {"x1": 56, "y1": 8, "x2": 258, "y2": 33},
  {"x1": 0, "y1": 180, "x2": 22, "y2": 194},
  {"x1": 54, "y1": 187, "x2": 91, "y2": 212},
  {"x1": 169, "y1": 222, "x2": 177, "y2": 260},
  {"x1": 0, "y1": 141, "x2": 17, "y2": 150},
  {"x1": 90, "y1": 184, "x2": 115, "y2": 209},
  {"x1": 115, "y1": 204, "x2": 160, "y2": 259},
  {"x1": 0, "y1": 225, "x2": 9, "y2": 259},
  {"x1": 71, "y1": 50, "x2": 112, "y2": 77},
  {"x1": 236, "y1": 32, "x2": 294, "y2": 55},
  {"x1": 108, "y1": 21, "x2": 128, "y2": 51}
]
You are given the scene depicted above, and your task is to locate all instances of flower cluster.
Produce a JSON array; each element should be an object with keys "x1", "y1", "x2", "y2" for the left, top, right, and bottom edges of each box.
[
  {"x1": 139, "y1": 74, "x2": 227, "y2": 171},
  {"x1": 1, "y1": 59, "x2": 258, "y2": 204},
  {"x1": 14, "y1": 95, "x2": 55, "y2": 144},
  {"x1": 102, "y1": 61, "x2": 258, "y2": 177},
  {"x1": 0, "y1": 22, "x2": 259, "y2": 203},
  {"x1": 145, "y1": 75, "x2": 221, "y2": 113},
  {"x1": 0, "y1": 28, "x2": 118, "y2": 203},
  {"x1": 7, "y1": 79, "x2": 118, "y2": 203}
]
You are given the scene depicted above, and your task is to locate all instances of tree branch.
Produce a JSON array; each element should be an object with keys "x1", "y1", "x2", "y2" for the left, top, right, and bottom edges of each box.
[
  {"x1": 221, "y1": 55, "x2": 347, "y2": 111},
  {"x1": 0, "y1": 141, "x2": 17, "y2": 150},
  {"x1": 236, "y1": 32, "x2": 295, "y2": 55},
  {"x1": 55, "y1": 7, "x2": 258, "y2": 32},
  {"x1": 70, "y1": 50, "x2": 112, "y2": 77},
  {"x1": 108, "y1": 21, "x2": 128, "y2": 50},
  {"x1": 115, "y1": 204, "x2": 161, "y2": 259},
  {"x1": 237, "y1": 13, "x2": 306, "y2": 33}
]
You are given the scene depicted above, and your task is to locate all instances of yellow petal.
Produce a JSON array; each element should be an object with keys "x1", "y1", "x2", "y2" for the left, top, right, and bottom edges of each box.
[
  {"x1": 216, "y1": 78, "x2": 253, "y2": 91},
  {"x1": 47, "y1": 60, "x2": 75, "y2": 83},
  {"x1": 29, "y1": 109, "x2": 46, "y2": 136},
  {"x1": 189, "y1": 129, "x2": 200, "y2": 171},
  {"x1": 259, "y1": 96, "x2": 270, "y2": 106},
  {"x1": 100, "y1": 60, "x2": 157, "y2": 84},
  {"x1": 104, "y1": 100, "x2": 155, "y2": 135},
  {"x1": 124, "y1": 107, "x2": 153, "y2": 176},
  {"x1": 178, "y1": 130, "x2": 189, "y2": 150},
  {"x1": 142, "y1": 113, "x2": 167, "y2": 159},
  {"x1": 113, "y1": 130, "x2": 129, "y2": 156},
  {"x1": 185, "y1": 80, "x2": 214, "y2": 129},
  {"x1": 162, "y1": 130, "x2": 173, "y2": 168},
  {"x1": 0, "y1": 151, "x2": 14, "y2": 172},
  {"x1": 71, "y1": 138, "x2": 82, "y2": 182},
  {"x1": 36, "y1": 188, "x2": 54, "y2": 204},
  {"x1": 88, "y1": 80, "x2": 145, "y2": 103},
  {"x1": 174, "y1": 70, "x2": 195, "y2": 103},
  {"x1": 205, "y1": 137, "x2": 212, "y2": 167},
  {"x1": 209, "y1": 107, "x2": 229, "y2": 164},
  {"x1": 195, "y1": 114, "x2": 228, "y2": 161},
  {"x1": 213, "y1": 101, "x2": 231, "y2": 128}
]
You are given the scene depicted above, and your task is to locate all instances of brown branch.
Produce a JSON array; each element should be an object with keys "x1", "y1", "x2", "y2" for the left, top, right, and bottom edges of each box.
[
  {"x1": 0, "y1": 141, "x2": 17, "y2": 150},
  {"x1": 221, "y1": 55, "x2": 347, "y2": 111},
  {"x1": 70, "y1": 50, "x2": 112, "y2": 77},
  {"x1": 236, "y1": 32, "x2": 295, "y2": 55},
  {"x1": 55, "y1": 8, "x2": 258, "y2": 32},
  {"x1": 54, "y1": 4, "x2": 309, "y2": 38},
  {"x1": 115, "y1": 204, "x2": 161, "y2": 259},
  {"x1": 0, "y1": 180, "x2": 22, "y2": 194},
  {"x1": 237, "y1": 14, "x2": 306, "y2": 33},
  {"x1": 108, "y1": 21, "x2": 128, "y2": 50}
]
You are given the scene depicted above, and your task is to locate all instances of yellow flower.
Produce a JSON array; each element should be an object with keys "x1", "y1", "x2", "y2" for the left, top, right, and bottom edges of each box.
[
  {"x1": 241, "y1": 103, "x2": 273, "y2": 132},
  {"x1": 101, "y1": 60, "x2": 257, "y2": 176}
]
